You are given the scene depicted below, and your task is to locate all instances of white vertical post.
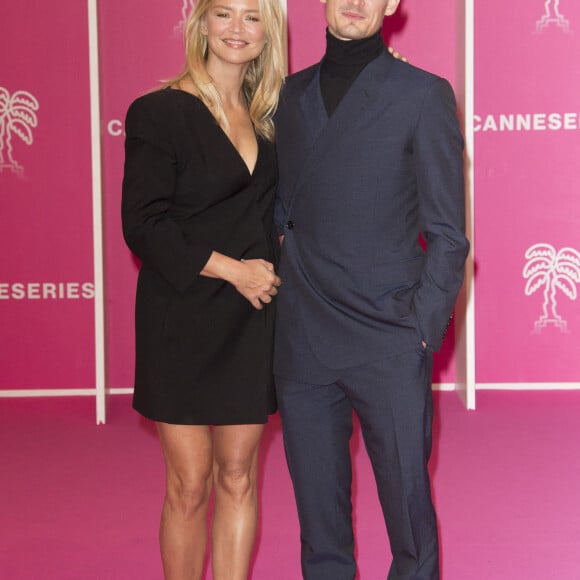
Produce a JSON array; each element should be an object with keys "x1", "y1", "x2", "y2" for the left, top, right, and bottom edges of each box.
[
  {"x1": 463, "y1": 0, "x2": 476, "y2": 410},
  {"x1": 454, "y1": 0, "x2": 476, "y2": 409},
  {"x1": 281, "y1": 0, "x2": 288, "y2": 73},
  {"x1": 88, "y1": 0, "x2": 107, "y2": 424}
]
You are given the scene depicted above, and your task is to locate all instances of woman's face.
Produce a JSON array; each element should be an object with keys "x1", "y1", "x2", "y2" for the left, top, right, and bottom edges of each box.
[{"x1": 202, "y1": 0, "x2": 267, "y2": 68}]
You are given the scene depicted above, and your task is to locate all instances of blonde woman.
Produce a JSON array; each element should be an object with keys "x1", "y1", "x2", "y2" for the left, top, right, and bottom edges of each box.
[{"x1": 121, "y1": 0, "x2": 285, "y2": 578}]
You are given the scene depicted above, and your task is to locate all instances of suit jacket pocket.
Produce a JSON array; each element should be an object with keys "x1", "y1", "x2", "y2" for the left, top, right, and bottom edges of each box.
[{"x1": 370, "y1": 256, "x2": 424, "y2": 337}]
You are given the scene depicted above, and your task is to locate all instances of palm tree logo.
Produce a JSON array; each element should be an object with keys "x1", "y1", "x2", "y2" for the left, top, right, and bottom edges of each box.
[
  {"x1": 523, "y1": 243, "x2": 580, "y2": 332},
  {"x1": 536, "y1": 1, "x2": 570, "y2": 33},
  {"x1": 0, "y1": 87, "x2": 39, "y2": 176}
]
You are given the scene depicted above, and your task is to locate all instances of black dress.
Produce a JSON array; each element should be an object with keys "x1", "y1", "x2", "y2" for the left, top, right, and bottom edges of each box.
[{"x1": 122, "y1": 89, "x2": 278, "y2": 425}]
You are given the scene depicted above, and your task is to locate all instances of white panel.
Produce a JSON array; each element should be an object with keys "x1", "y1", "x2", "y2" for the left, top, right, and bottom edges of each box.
[
  {"x1": 88, "y1": 0, "x2": 107, "y2": 425},
  {"x1": 453, "y1": 0, "x2": 476, "y2": 410}
]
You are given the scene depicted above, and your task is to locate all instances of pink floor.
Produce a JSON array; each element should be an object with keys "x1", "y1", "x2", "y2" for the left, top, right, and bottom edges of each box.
[{"x1": 2, "y1": 391, "x2": 580, "y2": 579}]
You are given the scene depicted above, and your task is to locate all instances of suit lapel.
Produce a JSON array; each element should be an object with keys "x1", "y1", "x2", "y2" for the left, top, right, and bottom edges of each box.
[
  {"x1": 294, "y1": 52, "x2": 396, "y2": 192},
  {"x1": 298, "y1": 64, "x2": 328, "y2": 143},
  {"x1": 330, "y1": 52, "x2": 395, "y2": 136}
]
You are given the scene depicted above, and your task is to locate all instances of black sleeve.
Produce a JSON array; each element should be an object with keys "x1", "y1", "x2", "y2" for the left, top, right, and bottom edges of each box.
[{"x1": 121, "y1": 95, "x2": 214, "y2": 293}]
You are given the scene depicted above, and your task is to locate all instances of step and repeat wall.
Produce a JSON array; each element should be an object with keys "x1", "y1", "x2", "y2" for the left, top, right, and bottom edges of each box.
[
  {"x1": 1, "y1": 2, "x2": 96, "y2": 391},
  {"x1": 1, "y1": 1, "x2": 578, "y2": 397},
  {"x1": 475, "y1": 1, "x2": 580, "y2": 385}
]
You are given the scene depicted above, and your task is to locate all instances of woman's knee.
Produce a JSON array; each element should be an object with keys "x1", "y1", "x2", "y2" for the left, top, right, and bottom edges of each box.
[
  {"x1": 213, "y1": 460, "x2": 256, "y2": 500},
  {"x1": 165, "y1": 471, "x2": 212, "y2": 518}
]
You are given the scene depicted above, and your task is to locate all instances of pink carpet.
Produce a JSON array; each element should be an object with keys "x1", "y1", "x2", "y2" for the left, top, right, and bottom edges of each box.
[{"x1": 2, "y1": 391, "x2": 579, "y2": 579}]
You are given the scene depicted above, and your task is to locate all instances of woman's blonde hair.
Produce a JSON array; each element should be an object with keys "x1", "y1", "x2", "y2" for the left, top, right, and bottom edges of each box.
[{"x1": 167, "y1": 0, "x2": 286, "y2": 142}]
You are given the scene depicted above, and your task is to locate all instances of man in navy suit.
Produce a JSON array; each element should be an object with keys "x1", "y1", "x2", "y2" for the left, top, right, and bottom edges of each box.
[{"x1": 273, "y1": 0, "x2": 469, "y2": 578}]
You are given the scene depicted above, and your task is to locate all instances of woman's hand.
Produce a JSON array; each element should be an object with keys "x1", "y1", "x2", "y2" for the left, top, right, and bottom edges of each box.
[
  {"x1": 233, "y1": 259, "x2": 282, "y2": 310},
  {"x1": 387, "y1": 46, "x2": 408, "y2": 63},
  {"x1": 201, "y1": 252, "x2": 282, "y2": 309}
]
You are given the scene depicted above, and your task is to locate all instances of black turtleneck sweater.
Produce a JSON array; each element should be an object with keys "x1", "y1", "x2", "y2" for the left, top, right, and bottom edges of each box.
[{"x1": 320, "y1": 28, "x2": 386, "y2": 117}]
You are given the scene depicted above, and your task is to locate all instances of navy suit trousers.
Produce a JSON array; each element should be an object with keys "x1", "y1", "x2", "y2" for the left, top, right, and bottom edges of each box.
[{"x1": 275, "y1": 347, "x2": 439, "y2": 580}]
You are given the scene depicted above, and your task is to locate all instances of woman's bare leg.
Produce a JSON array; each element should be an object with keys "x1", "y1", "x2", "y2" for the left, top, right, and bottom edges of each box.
[
  {"x1": 156, "y1": 423, "x2": 213, "y2": 580},
  {"x1": 211, "y1": 424, "x2": 264, "y2": 580}
]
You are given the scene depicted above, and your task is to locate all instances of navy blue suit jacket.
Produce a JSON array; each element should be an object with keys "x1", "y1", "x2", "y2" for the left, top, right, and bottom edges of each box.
[{"x1": 274, "y1": 50, "x2": 469, "y2": 382}]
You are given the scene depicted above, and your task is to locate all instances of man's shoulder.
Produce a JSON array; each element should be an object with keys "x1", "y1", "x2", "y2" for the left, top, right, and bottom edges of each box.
[
  {"x1": 376, "y1": 54, "x2": 454, "y2": 104},
  {"x1": 387, "y1": 55, "x2": 443, "y2": 88}
]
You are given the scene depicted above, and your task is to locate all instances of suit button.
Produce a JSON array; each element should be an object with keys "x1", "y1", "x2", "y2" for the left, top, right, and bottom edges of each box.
[{"x1": 286, "y1": 220, "x2": 294, "y2": 230}]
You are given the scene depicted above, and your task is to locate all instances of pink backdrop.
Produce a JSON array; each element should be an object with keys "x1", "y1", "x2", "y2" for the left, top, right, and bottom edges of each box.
[
  {"x1": 475, "y1": 1, "x2": 580, "y2": 383},
  {"x1": 0, "y1": 2, "x2": 95, "y2": 389},
  {"x1": 2, "y1": 1, "x2": 579, "y2": 393},
  {"x1": 100, "y1": 0, "x2": 463, "y2": 390}
]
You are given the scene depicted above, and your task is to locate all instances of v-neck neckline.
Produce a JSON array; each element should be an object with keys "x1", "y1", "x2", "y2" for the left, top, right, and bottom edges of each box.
[{"x1": 169, "y1": 88, "x2": 260, "y2": 177}]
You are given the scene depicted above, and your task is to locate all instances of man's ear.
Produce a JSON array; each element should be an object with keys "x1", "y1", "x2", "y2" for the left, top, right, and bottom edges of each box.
[{"x1": 385, "y1": 0, "x2": 401, "y2": 17}]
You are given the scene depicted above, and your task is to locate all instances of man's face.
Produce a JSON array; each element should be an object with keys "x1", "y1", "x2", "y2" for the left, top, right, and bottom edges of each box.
[{"x1": 321, "y1": 0, "x2": 400, "y2": 41}]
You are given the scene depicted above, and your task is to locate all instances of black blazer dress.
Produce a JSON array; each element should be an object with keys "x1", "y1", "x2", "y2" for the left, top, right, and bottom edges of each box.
[{"x1": 122, "y1": 88, "x2": 278, "y2": 425}]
